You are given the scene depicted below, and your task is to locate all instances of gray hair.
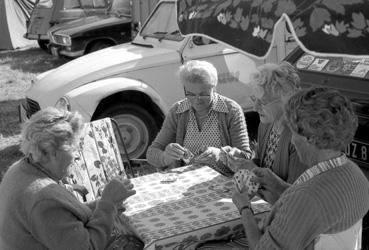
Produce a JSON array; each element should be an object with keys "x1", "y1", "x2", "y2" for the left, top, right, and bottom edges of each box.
[
  {"x1": 285, "y1": 87, "x2": 358, "y2": 151},
  {"x1": 178, "y1": 60, "x2": 218, "y2": 87},
  {"x1": 21, "y1": 107, "x2": 83, "y2": 161},
  {"x1": 251, "y1": 61, "x2": 300, "y2": 100}
]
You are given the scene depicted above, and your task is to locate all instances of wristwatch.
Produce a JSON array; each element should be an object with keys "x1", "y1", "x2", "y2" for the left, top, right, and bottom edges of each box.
[{"x1": 239, "y1": 204, "x2": 253, "y2": 215}]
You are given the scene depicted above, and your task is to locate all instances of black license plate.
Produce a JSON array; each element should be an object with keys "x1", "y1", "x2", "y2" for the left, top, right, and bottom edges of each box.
[{"x1": 346, "y1": 140, "x2": 369, "y2": 164}]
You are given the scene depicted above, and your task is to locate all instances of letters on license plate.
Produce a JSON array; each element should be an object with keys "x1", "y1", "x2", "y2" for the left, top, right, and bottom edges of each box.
[{"x1": 346, "y1": 140, "x2": 369, "y2": 164}]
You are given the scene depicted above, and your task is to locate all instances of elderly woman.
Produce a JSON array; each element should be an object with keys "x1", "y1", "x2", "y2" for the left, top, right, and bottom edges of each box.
[
  {"x1": 228, "y1": 62, "x2": 307, "y2": 192},
  {"x1": 147, "y1": 60, "x2": 252, "y2": 176},
  {"x1": 0, "y1": 107, "x2": 137, "y2": 250},
  {"x1": 232, "y1": 87, "x2": 369, "y2": 250}
]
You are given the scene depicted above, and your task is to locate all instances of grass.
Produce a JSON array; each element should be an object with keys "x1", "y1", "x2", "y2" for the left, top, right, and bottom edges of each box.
[{"x1": 0, "y1": 47, "x2": 68, "y2": 181}]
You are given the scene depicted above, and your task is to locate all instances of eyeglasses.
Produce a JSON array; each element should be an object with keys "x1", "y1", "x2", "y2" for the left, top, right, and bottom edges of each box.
[{"x1": 184, "y1": 89, "x2": 213, "y2": 100}]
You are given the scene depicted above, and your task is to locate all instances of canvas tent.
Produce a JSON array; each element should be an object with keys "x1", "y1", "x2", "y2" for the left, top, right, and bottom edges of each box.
[{"x1": 0, "y1": 0, "x2": 36, "y2": 50}]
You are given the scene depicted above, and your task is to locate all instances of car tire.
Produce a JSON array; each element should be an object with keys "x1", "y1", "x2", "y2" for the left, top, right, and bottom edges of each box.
[
  {"x1": 96, "y1": 104, "x2": 159, "y2": 159},
  {"x1": 37, "y1": 39, "x2": 49, "y2": 51},
  {"x1": 88, "y1": 41, "x2": 112, "y2": 54}
]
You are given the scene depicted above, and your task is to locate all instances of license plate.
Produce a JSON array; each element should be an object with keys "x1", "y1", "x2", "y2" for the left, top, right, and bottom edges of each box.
[
  {"x1": 346, "y1": 140, "x2": 369, "y2": 164},
  {"x1": 51, "y1": 46, "x2": 59, "y2": 56},
  {"x1": 18, "y1": 104, "x2": 28, "y2": 123}
]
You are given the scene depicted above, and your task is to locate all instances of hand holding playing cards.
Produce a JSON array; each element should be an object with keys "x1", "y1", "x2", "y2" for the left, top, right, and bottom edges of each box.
[
  {"x1": 163, "y1": 143, "x2": 187, "y2": 165},
  {"x1": 232, "y1": 184, "x2": 251, "y2": 213},
  {"x1": 194, "y1": 146, "x2": 221, "y2": 164},
  {"x1": 251, "y1": 167, "x2": 290, "y2": 205}
]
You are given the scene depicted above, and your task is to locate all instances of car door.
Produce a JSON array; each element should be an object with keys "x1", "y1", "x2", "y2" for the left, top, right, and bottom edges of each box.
[
  {"x1": 26, "y1": 0, "x2": 63, "y2": 39},
  {"x1": 181, "y1": 36, "x2": 267, "y2": 112}
]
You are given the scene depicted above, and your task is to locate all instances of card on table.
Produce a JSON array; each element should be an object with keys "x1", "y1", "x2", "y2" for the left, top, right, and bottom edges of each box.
[{"x1": 233, "y1": 169, "x2": 260, "y2": 195}]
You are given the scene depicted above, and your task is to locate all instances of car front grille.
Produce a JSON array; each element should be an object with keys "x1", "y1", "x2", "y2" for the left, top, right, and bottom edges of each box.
[
  {"x1": 22, "y1": 98, "x2": 41, "y2": 118},
  {"x1": 53, "y1": 35, "x2": 65, "y2": 45}
]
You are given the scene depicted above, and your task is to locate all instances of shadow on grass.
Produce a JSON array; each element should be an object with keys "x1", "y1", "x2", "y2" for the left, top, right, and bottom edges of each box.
[
  {"x1": 0, "y1": 145, "x2": 23, "y2": 182},
  {"x1": 0, "y1": 47, "x2": 69, "y2": 74}
]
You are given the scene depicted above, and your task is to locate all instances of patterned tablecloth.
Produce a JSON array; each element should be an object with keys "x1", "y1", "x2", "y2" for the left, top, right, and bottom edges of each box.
[{"x1": 124, "y1": 165, "x2": 271, "y2": 250}]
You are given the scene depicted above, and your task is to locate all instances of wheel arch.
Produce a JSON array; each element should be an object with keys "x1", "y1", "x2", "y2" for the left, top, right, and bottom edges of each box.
[
  {"x1": 92, "y1": 90, "x2": 165, "y2": 128},
  {"x1": 85, "y1": 38, "x2": 117, "y2": 53}
]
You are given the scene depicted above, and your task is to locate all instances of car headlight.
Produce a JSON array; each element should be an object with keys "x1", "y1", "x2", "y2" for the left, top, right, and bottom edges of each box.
[
  {"x1": 52, "y1": 34, "x2": 72, "y2": 46},
  {"x1": 55, "y1": 97, "x2": 71, "y2": 111}
]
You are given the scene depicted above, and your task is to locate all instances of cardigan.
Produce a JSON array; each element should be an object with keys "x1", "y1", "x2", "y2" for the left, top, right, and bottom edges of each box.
[
  {"x1": 146, "y1": 93, "x2": 252, "y2": 168},
  {"x1": 256, "y1": 160, "x2": 369, "y2": 250},
  {"x1": 254, "y1": 122, "x2": 307, "y2": 183},
  {"x1": 0, "y1": 159, "x2": 116, "y2": 250}
]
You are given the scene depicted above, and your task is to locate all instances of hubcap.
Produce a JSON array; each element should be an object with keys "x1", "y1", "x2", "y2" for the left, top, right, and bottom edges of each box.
[{"x1": 113, "y1": 114, "x2": 149, "y2": 159}]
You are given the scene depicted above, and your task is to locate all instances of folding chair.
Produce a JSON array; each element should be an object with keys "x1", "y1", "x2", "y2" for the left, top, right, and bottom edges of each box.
[{"x1": 63, "y1": 118, "x2": 134, "y2": 202}]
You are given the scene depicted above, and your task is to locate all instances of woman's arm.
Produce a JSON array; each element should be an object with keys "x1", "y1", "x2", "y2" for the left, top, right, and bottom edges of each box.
[{"x1": 146, "y1": 107, "x2": 178, "y2": 168}]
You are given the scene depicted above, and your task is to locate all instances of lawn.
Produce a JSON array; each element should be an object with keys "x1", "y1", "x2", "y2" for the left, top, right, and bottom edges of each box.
[{"x1": 0, "y1": 47, "x2": 68, "y2": 181}]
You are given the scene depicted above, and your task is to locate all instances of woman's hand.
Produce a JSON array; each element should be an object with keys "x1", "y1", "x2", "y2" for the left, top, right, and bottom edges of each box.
[
  {"x1": 194, "y1": 147, "x2": 221, "y2": 164},
  {"x1": 251, "y1": 168, "x2": 289, "y2": 204},
  {"x1": 232, "y1": 185, "x2": 251, "y2": 212},
  {"x1": 101, "y1": 178, "x2": 136, "y2": 206},
  {"x1": 163, "y1": 143, "x2": 187, "y2": 165}
]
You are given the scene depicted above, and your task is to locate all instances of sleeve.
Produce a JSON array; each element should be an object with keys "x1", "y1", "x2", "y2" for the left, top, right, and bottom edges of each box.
[
  {"x1": 227, "y1": 103, "x2": 252, "y2": 158},
  {"x1": 30, "y1": 199, "x2": 116, "y2": 250},
  {"x1": 255, "y1": 189, "x2": 325, "y2": 250},
  {"x1": 146, "y1": 105, "x2": 178, "y2": 167}
]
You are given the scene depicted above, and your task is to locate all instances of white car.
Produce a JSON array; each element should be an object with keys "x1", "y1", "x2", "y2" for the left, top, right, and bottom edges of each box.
[{"x1": 20, "y1": 0, "x2": 295, "y2": 159}]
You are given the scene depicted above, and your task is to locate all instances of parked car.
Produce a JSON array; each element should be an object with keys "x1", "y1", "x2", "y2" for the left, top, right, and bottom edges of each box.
[
  {"x1": 47, "y1": 0, "x2": 158, "y2": 58},
  {"x1": 19, "y1": 0, "x2": 295, "y2": 159},
  {"x1": 25, "y1": 0, "x2": 130, "y2": 50}
]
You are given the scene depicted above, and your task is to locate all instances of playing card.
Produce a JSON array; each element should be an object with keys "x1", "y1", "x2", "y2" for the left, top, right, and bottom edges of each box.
[
  {"x1": 233, "y1": 169, "x2": 260, "y2": 195},
  {"x1": 182, "y1": 149, "x2": 194, "y2": 164},
  {"x1": 160, "y1": 173, "x2": 178, "y2": 183}
]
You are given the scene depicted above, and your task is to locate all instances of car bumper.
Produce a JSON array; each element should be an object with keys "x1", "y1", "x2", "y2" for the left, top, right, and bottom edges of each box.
[{"x1": 59, "y1": 49, "x2": 84, "y2": 58}]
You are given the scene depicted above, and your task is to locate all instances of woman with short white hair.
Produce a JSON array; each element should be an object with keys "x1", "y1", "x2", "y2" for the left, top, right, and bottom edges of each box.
[
  {"x1": 147, "y1": 60, "x2": 252, "y2": 176},
  {"x1": 228, "y1": 62, "x2": 307, "y2": 196},
  {"x1": 0, "y1": 107, "x2": 138, "y2": 250}
]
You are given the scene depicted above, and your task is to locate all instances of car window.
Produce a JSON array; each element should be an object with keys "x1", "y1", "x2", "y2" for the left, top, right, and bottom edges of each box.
[
  {"x1": 110, "y1": 0, "x2": 131, "y2": 15},
  {"x1": 36, "y1": 0, "x2": 53, "y2": 8},
  {"x1": 192, "y1": 36, "x2": 216, "y2": 46},
  {"x1": 140, "y1": 2, "x2": 184, "y2": 41},
  {"x1": 80, "y1": 0, "x2": 93, "y2": 8},
  {"x1": 64, "y1": 0, "x2": 81, "y2": 9},
  {"x1": 93, "y1": 0, "x2": 106, "y2": 8}
]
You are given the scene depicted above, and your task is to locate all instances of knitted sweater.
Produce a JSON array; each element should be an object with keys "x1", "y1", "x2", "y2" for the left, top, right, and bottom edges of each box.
[
  {"x1": 256, "y1": 160, "x2": 369, "y2": 250},
  {"x1": 147, "y1": 93, "x2": 251, "y2": 168},
  {"x1": 0, "y1": 159, "x2": 116, "y2": 250},
  {"x1": 254, "y1": 122, "x2": 307, "y2": 183}
]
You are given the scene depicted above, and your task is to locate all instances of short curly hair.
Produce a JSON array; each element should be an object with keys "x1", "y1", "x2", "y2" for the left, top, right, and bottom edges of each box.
[
  {"x1": 285, "y1": 87, "x2": 358, "y2": 151},
  {"x1": 21, "y1": 107, "x2": 84, "y2": 161},
  {"x1": 178, "y1": 60, "x2": 218, "y2": 87},
  {"x1": 250, "y1": 61, "x2": 300, "y2": 100}
]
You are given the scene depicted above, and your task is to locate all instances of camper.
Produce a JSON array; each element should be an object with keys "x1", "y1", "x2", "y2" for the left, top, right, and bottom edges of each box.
[{"x1": 24, "y1": 0, "x2": 125, "y2": 50}]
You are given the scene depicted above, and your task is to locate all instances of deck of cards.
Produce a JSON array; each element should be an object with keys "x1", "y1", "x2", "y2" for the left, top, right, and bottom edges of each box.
[{"x1": 233, "y1": 169, "x2": 260, "y2": 195}]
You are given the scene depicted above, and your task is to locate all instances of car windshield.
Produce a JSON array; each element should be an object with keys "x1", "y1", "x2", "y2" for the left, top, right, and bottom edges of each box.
[
  {"x1": 36, "y1": 0, "x2": 53, "y2": 8},
  {"x1": 140, "y1": 2, "x2": 184, "y2": 41}
]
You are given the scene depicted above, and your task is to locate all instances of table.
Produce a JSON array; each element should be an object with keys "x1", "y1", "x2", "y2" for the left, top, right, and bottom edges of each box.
[{"x1": 124, "y1": 165, "x2": 271, "y2": 250}]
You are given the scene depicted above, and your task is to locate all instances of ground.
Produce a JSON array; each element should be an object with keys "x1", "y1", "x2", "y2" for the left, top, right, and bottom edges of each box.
[{"x1": 0, "y1": 47, "x2": 68, "y2": 181}]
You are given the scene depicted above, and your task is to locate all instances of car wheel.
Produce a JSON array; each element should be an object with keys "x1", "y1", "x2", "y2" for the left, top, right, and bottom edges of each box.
[
  {"x1": 96, "y1": 104, "x2": 159, "y2": 159},
  {"x1": 88, "y1": 41, "x2": 112, "y2": 54},
  {"x1": 37, "y1": 39, "x2": 49, "y2": 51}
]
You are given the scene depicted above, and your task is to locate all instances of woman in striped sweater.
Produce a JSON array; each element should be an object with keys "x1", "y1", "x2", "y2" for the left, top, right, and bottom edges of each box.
[{"x1": 232, "y1": 87, "x2": 369, "y2": 250}]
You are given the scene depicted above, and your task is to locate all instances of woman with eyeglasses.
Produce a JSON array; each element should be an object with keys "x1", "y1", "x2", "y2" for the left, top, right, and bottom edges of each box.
[
  {"x1": 147, "y1": 60, "x2": 252, "y2": 176},
  {"x1": 227, "y1": 62, "x2": 307, "y2": 203}
]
